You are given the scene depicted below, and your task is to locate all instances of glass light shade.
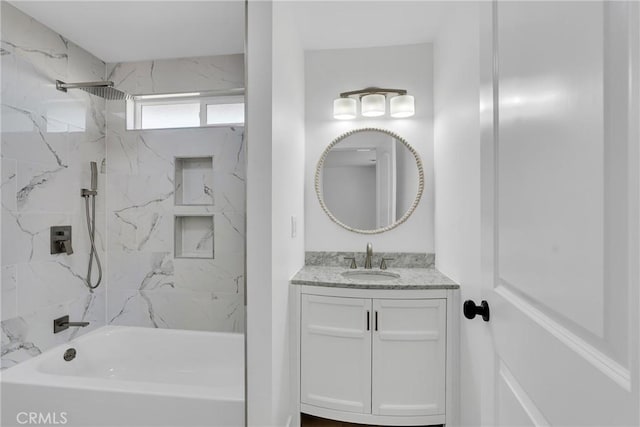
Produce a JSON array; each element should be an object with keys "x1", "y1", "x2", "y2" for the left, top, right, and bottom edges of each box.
[
  {"x1": 333, "y1": 97, "x2": 357, "y2": 119},
  {"x1": 390, "y1": 95, "x2": 415, "y2": 118},
  {"x1": 361, "y1": 94, "x2": 386, "y2": 117}
]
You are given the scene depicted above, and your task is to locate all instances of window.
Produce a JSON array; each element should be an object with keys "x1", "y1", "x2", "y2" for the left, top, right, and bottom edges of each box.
[{"x1": 127, "y1": 92, "x2": 244, "y2": 130}]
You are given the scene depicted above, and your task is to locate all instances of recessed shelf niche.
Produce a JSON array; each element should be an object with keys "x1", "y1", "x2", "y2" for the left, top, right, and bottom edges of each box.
[
  {"x1": 174, "y1": 215, "x2": 214, "y2": 259},
  {"x1": 174, "y1": 156, "x2": 214, "y2": 206}
]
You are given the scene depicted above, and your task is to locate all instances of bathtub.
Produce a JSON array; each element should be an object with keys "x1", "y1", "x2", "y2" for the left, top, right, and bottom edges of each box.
[{"x1": 1, "y1": 326, "x2": 244, "y2": 426}]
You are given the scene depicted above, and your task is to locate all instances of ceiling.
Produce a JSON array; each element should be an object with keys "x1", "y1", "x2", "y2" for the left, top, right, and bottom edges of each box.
[
  {"x1": 10, "y1": 1, "x2": 453, "y2": 63},
  {"x1": 285, "y1": 1, "x2": 453, "y2": 50},
  {"x1": 10, "y1": 1, "x2": 245, "y2": 62}
]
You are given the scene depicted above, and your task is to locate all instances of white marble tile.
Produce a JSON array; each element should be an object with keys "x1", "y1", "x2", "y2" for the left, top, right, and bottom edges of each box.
[
  {"x1": 105, "y1": 127, "x2": 138, "y2": 174},
  {"x1": 107, "y1": 251, "x2": 174, "y2": 291},
  {"x1": 67, "y1": 289, "x2": 105, "y2": 340},
  {"x1": 0, "y1": 2, "x2": 109, "y2": 368},
  {"x1": 1, "y1": 105, "x2": 70, "y2": 168},
  {"x1": 0, "y1": 4, "x2": 68, "y2": 81},
  {"x1": 174, "y1": 256, "x2": 243, "y2": 294},
  {"x1": 175, "y1": 215, "x2": 214, "y2": 258},
  {"x1": 102, "y1": 55, "x2": 245, "y2": 332},
  {"x1": 136, "y1": 133, "x2": 175, "y2": 175},
  {"x1": 107, "y1": 204, "x2": 173, "y2": 253},
  {"x1": 107, "y1": 289, "x2": 243, "y2": 332},
  {"x1": 67, "y1": 41, "x2": 106, "y2": 84},
  {"x1": 107, "y1": 173, "x2": 174, "y2": 251},
  {"x1": 0, "y1": 298, "x2": 99, "y2": 369},
  {"x1": 16, "y1": 160, "x2": 78, "y2": 213},
  {"x1": 107, "y1": 54, "x2": 244, "y2": 95},
  {"x1": 0, "y1": 4, "x2": 69, "y2": 115},
  {"x1": 1, "y1": 316, "x2": 41, "y2": 369},
  {"x1": 214, "y1": 212, "x2": 245, "y2": 255},
  {"x1": 2, "y1": 265, "x2": 17, "y2": 321},
  {"x1": 16, "y1": 261, "x2": 87, "y2": 316},
  {"x1": 1, "y1": 208, "x2": 70, "y2": 266},
  {"x1": 1, "y1": 158, "x2": 17, "y2": 212}
]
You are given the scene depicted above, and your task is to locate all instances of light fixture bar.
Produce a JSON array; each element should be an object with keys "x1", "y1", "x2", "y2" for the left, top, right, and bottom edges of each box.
[
  {"x1": 339, "y1": 87, "x2": 407, "y2": 98},
  {"x1": 332, "y1": 86, "x2": 414, "y2": 120}
]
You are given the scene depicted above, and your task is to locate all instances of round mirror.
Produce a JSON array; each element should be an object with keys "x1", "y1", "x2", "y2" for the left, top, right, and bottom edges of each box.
[{"x1": 315, "y1": 128, "x2": 424, "y2": 234}]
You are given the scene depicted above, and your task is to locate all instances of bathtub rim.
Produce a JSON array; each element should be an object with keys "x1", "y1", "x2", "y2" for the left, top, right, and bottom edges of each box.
[{"x1": 0, "y1": 325, "x2": 245, "y2": 402}]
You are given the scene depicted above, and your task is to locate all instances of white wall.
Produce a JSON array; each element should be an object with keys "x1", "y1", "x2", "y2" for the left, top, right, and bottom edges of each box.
[
  {"x1": 433, "y1": 3, "x2": 483, "y2": 426},
  {"x1": 305, "y1": 44, "x2": 434, "y2": 252},
  {"x1": 247, "y1": 1, "x2": 306, "y2": 425},
  {"x1": 246, "y1": 1, "x2": 273, "y2": 423},
  {"x1": 271, "y1": 1, "x2": 306, "y2": 425}
]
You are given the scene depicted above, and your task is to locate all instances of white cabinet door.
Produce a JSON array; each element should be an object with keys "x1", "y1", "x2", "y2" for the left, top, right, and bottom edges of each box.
[
  {"x1": 301, "y1": 294, "x2": 372, "y2": 414},
  {"x1": 371, "y1": 298, "x2": 446, "y2": 417}
]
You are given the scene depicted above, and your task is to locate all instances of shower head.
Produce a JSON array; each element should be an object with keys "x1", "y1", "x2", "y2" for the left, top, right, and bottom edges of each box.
[{"x1": 56, "y1": 80, "x2": 132, "y2": 100}]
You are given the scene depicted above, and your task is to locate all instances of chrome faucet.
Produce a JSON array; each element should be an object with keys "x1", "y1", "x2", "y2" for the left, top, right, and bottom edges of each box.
[{"x1": 364, "y1": 242, "x2": 373, "y2": 269}]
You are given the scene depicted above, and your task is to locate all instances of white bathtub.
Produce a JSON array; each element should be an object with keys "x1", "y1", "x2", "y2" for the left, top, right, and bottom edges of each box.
[{"x1": 1, "y1": 326, "x2": 244, "y2": 426}]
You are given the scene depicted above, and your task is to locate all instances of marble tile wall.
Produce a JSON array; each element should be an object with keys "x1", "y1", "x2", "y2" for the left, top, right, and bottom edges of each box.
[
  {"x1": 104, "y1": 55, "x2": 245, "y2": 333},
  {"x1": 1, "y1": 3, "x2": 107, "y2": 369}
]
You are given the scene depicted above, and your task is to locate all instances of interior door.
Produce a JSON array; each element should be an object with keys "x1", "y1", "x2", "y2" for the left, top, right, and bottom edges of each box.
[
  {"x1": 300, "y1": 294, "x2": 372, "y2": 414},
  {"x1": 480, "y1": 1, "x2": 640, "y2": 425},
  {"x1": 371, "y1": 298, "x2": 446, "y2": 417}
]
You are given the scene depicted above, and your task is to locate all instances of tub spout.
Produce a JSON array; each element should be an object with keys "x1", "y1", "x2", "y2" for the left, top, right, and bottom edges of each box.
[{"x1": 53, "y1": 315, "x2": 89, "y2": 334}]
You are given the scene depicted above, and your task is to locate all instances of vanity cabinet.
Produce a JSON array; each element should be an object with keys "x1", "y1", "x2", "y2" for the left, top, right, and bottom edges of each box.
[{"x1": 296, "y1": 286, "x2": 456, "y2": 426}]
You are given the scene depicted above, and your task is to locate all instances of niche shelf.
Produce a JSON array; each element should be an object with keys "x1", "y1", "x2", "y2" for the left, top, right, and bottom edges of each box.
[
  {"x1": 174, "y1": 215, "x2": 214, "y2": 259},
  {"x1": 174, "y1": 156, "x2": 214, "y2": 206}
]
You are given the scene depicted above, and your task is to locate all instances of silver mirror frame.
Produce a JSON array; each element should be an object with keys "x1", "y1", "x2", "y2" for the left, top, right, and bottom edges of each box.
[{"x1": 315, "y1": 127, "x2": 424, "y2": 234}]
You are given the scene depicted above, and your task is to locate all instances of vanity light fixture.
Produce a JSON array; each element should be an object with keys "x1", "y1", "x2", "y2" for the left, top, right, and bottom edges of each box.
[{"x1": 332, "y1": 87, "x2": 415, "y2": 120}]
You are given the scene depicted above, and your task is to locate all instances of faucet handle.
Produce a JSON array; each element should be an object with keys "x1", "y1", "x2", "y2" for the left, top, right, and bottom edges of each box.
[
  {"x1": 380, "y1": 258, "x2": 394, "y2": 270},
  {"x1": 60, "y1": 240, "x2": 73, "y2": 255},
  {"x1": 343, "y1": 257, "x2": 357, "y2": 269}
]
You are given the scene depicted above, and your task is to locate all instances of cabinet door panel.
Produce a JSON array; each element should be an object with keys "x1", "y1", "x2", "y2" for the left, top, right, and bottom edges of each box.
[
  {"x1": 301, "y1": 294, "x2": 372, "y2": 413},
  {"x1": 372, "y1": 298, "x2": 446, "y2": 416}
]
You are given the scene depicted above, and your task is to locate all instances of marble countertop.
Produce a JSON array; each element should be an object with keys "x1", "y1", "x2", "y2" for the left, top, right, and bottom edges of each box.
[{"x1": 291, "y1": 266, "x2": 459, "y2": 290}]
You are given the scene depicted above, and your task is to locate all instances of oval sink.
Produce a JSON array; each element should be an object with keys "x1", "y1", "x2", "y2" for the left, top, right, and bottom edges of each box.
[{"x1": 341, "y1": 270, "x2": 400, "y2": 281}]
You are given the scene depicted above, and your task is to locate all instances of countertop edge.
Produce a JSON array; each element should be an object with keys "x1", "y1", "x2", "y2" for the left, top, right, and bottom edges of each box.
[
  {"x1": 290, "y1": 266, "x2": 460, "y2": 290},
  {"x1": 290, "y1": 279, "x2": 459, "y2": 290}
]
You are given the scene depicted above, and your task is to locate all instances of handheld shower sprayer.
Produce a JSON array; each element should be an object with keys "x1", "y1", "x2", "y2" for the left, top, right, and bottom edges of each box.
[
  {"x1": 90, "y1": 161, "x2": 98, "y2": 192},
  {"x1": 81, "y1": 162, "x2": 102, "y2": 289}
]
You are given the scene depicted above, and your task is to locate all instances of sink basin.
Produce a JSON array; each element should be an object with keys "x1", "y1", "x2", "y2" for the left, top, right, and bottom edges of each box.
[{"x1": 341, "y1": 270, "x2": 400, "y2": 281}]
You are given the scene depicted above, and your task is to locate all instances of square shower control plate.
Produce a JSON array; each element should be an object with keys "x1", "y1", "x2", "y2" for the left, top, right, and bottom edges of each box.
[{"x1": 50, "y1": 225, "x2": 72, "y2": 254}]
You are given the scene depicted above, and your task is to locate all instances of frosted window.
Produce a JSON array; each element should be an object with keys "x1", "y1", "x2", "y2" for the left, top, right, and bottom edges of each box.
[
  {"x1": 206, "y1": 103, "x2": 245, "y2": 125},
  {"x1": 140, "y1": 103, "x2": 200, "y2": 129}
]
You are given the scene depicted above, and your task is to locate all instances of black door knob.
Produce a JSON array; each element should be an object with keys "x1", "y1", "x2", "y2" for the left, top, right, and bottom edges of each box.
[{"x1": 463, "y1": 300, "x2": 490, "y2": 322}]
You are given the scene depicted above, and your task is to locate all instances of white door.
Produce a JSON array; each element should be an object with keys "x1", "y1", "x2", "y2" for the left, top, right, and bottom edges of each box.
[
  {"x1": 300, "y1": 294, "x2": 372, "y2": 414},
  {"x1": 371, "y1": 298, "x2": 446, "y2": 417},
  {"x1": 479, "y1": 1, "x2": 640, "y2": 425}
]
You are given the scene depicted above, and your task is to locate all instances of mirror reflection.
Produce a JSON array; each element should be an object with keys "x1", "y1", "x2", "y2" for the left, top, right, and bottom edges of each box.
[{"x1": 318, "y1": 129, "x2": 423, "y2": 233}]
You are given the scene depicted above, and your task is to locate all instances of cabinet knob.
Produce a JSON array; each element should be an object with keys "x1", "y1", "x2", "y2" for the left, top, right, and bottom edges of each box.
[{"x1": 463, "y1": 300, "x2": 490, "y2": 322}]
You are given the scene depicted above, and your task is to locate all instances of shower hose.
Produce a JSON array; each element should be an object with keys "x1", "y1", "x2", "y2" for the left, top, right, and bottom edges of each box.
[{"x1": 84, "y1": 194, "x2": 102, "y2": 289}]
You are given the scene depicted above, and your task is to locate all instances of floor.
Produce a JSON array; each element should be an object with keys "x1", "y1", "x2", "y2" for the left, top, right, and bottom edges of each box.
[{"x1": 300, "y1": 413, "x2": 436, "y2": 427}]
